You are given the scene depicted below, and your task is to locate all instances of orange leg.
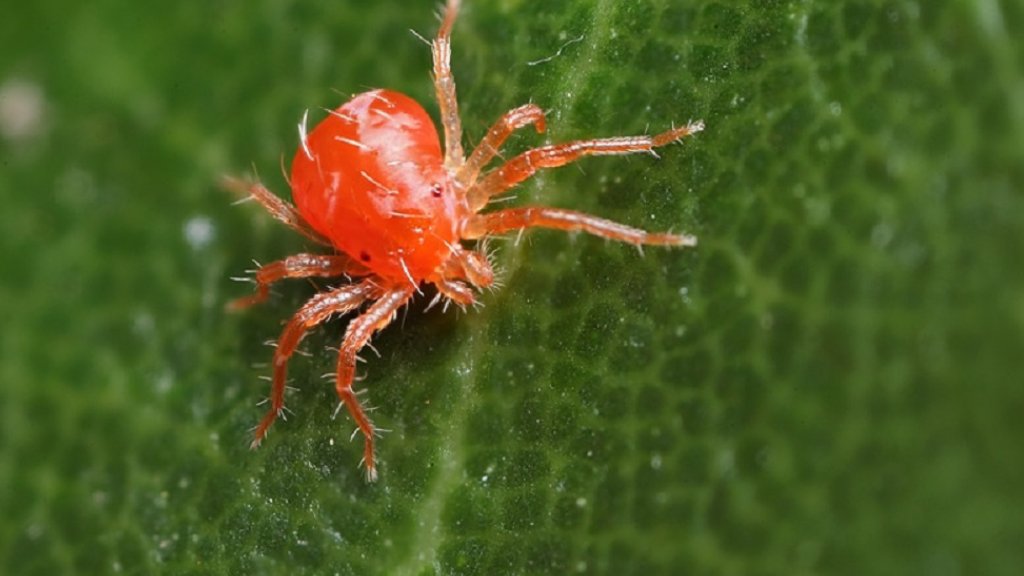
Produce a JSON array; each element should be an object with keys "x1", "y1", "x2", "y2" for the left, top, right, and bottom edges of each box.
[
  {"x1": 466, "y1": 121, "x2": 705, "y2": 211},
  {"x1": 435, "y1": 244, "x2": 495, "y2": 289},
  {"x1": 433, "y1": 0, "x2": 464, "y2": 169},
  {"x1": 456, "y1": 103, "x2": 547, "y2": 193},
  {"x1": 222, "y1": 175, "x2": 331, "y2": 246},
  {"x1": 434, "y1": 277, "x2": 476, "y2": 307},
  {"x1": 228, "y1": 253, "x2": 370, "y2": 310},
  {"x1": 463, "y1": 206, "x2": 697, "y2": 247},
  {"x1": 250, "y1": 280, "x2": 381, "y2": 449},
  {"x1": 334, "y1": 286, "x2": 415, "y2": 481}
]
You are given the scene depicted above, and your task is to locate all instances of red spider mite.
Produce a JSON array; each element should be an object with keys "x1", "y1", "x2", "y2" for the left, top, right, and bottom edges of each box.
[{"x1": 226, "y1": 0, "x2": 703, "y2": 481}]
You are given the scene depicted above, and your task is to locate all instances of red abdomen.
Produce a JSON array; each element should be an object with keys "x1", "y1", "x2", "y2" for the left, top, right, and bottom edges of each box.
[{"x1": 290, "y1": 89, "x2": 461, "y2": 283}]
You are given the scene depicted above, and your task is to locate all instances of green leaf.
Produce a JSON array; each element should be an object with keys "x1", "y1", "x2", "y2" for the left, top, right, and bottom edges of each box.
[{"x1": 1, "y1": 0, "x2": 1022, "y2": 574}]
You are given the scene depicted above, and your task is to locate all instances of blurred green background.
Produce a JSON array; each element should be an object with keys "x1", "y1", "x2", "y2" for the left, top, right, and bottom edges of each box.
[{"x1": 1, "y1": 1, "x2": 1022, "y2": 574}]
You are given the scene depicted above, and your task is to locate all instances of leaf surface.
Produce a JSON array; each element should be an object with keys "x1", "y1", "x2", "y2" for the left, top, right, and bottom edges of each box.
[{"x1": 1, "y1": 1, "x2": 1022, "y2": 574}]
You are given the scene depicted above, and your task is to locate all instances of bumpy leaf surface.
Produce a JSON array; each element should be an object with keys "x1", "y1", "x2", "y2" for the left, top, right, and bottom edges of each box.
[{"x1": 1, "y1": 1, "x2": 1022, "y2": 574}]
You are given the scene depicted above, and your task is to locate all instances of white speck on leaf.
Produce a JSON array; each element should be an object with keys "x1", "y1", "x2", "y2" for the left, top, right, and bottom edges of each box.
[
  {"x1": 183, "y1": 215, "x2": 215, "y2": 250},
  {"x1": 0, "y1": 77, "x2": 47, "y2": 144},
  {"x1": 651, "y1": 453, "x2": 663, "y2": 470}
]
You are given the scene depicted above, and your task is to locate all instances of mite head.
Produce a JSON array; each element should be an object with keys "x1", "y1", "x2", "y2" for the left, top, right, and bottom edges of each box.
[{"x1": 436, "y1": 244, "x2": 495, "y2": 290}]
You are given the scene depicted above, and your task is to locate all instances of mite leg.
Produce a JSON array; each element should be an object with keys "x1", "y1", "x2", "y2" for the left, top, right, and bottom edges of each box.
[
  {"x1": 456, "y1": 103, "x2": 547, "y2": 192},
  {"x1": 222, "y1": 175, "x2": 332, "y2": 246},
  {"x1": 250, "y1": 280, "x2": 381, "y2": 448},
  {"x1": 228, "y1": 253, "x2": 370, "y2": 310},
  {"x1": 334, "y1": 287, "x2": 415, "y2": 482},
  {"x1": 433, "y1": 277, "x2": 476, "y2": 308},
  {"x1": 466, "y1": 121, "x2": 704, "y2": 211},
  {"x1": 436, "y1": 244, "x2": 495, "y2": 289},
  {"x1": 433, "y1": 0, "x2": 464, "y2": 169},
  {"x1": 462, "y1": 207, "x2": 697, "y2": 247}
]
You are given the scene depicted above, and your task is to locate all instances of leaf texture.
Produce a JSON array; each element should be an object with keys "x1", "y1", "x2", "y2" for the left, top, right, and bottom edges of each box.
[{"x1": 1, "y1": 1, "x2": 1022, "y2": 574}]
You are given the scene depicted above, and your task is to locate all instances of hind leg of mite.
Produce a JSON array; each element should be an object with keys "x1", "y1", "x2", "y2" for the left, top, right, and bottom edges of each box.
[
  {"x1": 250, "y1": 282, "x2": 378, "y2": 447},
  {"x1": 332, "y1": 287, "x2": 415, "y2": 481}
]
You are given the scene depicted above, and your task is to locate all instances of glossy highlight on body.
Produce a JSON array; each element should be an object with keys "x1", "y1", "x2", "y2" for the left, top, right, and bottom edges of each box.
[{"x1": 227, "y1": 0, "x2": 703, "y2": 481}]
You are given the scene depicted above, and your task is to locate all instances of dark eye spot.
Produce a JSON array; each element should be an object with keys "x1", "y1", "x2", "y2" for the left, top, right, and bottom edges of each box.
[
  {"x1": 430, "y1": 183, "x2": 443, "y2": 198},
  {"x1": 359, "y1": 251, "x2": 372, "y2": 262}
]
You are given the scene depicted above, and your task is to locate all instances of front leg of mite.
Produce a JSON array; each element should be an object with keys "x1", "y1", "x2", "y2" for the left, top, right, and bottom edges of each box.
[
  {"x1": 456, "y1": 103, "x2": 547, "y2": 193},
  {"x1": 465, "y1": 122, "x2": 705, "y2": 211},
  {"x1": 334, "y1": 287, "x2": 415, "y2": 481},
  {"x1": 462, "y1": 207, "x2": 697, "y2": 247},
  {"x1": 432, "y1": 0, "x2": 464, "y2": 169}
]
